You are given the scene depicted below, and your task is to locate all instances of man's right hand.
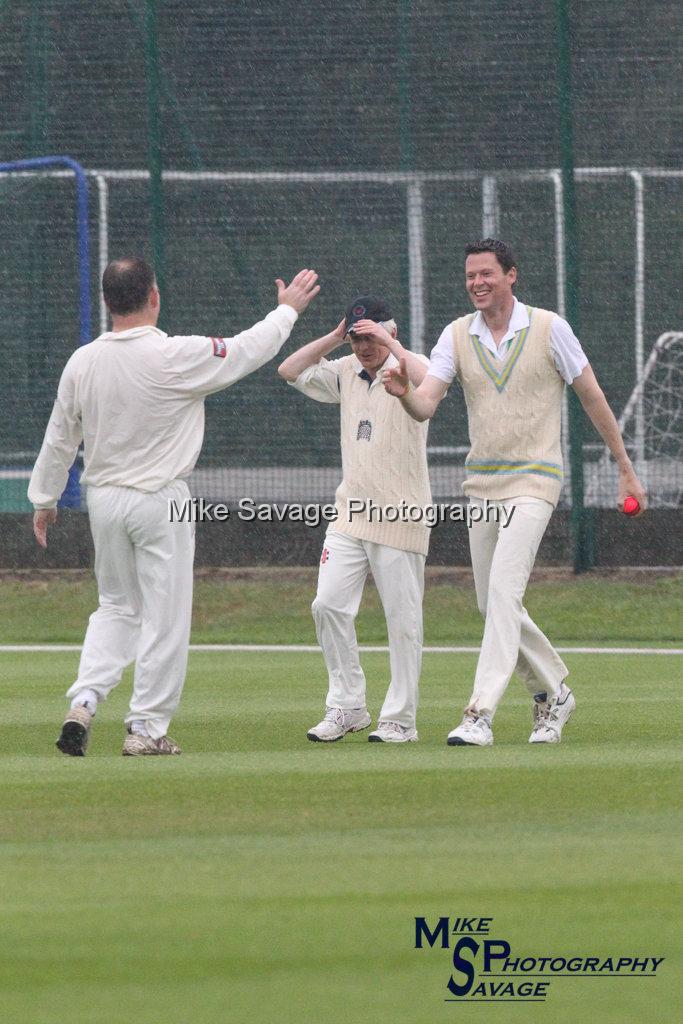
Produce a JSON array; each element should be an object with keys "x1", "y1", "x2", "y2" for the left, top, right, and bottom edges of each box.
[{"x1": 275, "y1": 269, "x2": 320, "y2": 313}]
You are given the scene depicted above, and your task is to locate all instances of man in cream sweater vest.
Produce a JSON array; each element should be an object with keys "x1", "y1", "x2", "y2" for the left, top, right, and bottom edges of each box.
[
  {"x1": 278, "y1": 296, "x2": 431, "y2": 743},
  {"x1": 385, "y1": 239, "x2": 646, "y2": 747}
]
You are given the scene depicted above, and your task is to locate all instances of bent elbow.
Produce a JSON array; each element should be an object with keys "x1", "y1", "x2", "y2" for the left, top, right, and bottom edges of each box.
[
  {"x1": 406, "y1": 405, "x2": 430, "y2": 423},
  {"x1": 419, "y1": 399, "x2": 439, "y2": 422}
]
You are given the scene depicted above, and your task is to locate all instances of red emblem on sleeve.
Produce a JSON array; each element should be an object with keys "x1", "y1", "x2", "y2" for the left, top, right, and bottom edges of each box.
[{"x1": 211, "y1": 337, "x2": 227, "y2": 358}]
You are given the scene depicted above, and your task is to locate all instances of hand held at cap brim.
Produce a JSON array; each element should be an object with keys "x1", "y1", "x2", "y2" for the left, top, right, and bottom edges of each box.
[
  {"x1": 350, "y1": 319, "x2": 393, "y2": 345},
  {"x1": 275, "y1": 269, "x2": 320, "y2": 313}
]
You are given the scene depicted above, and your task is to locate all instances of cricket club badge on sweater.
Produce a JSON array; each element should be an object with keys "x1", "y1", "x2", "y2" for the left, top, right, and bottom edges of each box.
[{"x1": 356, "y1": 419, "x2": 372, "y2": 441}]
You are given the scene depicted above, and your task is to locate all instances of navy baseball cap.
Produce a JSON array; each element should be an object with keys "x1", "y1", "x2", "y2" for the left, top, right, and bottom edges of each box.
[{"x1": 345, "y1": 295, "x2": 393, "y2": 334}]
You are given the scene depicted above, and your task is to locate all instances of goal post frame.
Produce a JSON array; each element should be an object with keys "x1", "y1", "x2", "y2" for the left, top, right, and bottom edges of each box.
[{"x1": 0, "y1": 156, "x2": 92, "y2": 506}]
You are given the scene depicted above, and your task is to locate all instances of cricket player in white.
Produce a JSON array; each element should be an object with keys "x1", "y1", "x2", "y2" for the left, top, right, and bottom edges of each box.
[
  {"x1": 278, "y1": 296, "x2": 431, "y2": 743},
  {"x1": 384, "y1": 239, "x2": 646, "y2": 746},
  {"x1": 29, "y1": 258, "x2": 319, "y2": 756}
]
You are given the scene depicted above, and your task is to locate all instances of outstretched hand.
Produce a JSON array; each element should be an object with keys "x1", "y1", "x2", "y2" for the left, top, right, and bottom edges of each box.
[
  {"x1": 383, "y1": 356, "x2": 409, "y2": 397},
  {"x1": 33, "y1": 508, "x2": 57, "y2": 549},
  {"x1": 275, "y1": 270, "x2": 320, "y2": 313}
]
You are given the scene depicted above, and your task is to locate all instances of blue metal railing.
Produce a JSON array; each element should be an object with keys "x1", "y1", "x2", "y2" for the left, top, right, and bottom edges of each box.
[{"x1": 0, "y1": 156, "x2": 91, "y2": 506}]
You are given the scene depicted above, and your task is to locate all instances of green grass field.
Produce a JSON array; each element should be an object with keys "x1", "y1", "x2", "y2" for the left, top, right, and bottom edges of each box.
[
  {"x1": 1, "y1": 632, "x2": 681, "y2": 1022},
  {"x1": 1, "y1": 573, "x2": 681, "y2": 1022},
  {"x1": 1, "y1": 569, "x2": 681, "y2": 643}
]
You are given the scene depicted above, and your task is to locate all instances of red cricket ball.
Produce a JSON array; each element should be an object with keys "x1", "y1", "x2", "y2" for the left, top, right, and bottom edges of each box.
[{"x1": 623, "y1": 496, "x2": 640, "y2": 516}]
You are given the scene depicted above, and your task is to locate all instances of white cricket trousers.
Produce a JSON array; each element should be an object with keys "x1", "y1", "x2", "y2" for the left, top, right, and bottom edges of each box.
[
  {"x1": 467, "y1": 496, "x2": 568, "y2": 716},
  {"x1": 66, "y1": 481, "x2": 195, "y2": 739},
  {"x1": 311, "y1": 531, "x2": 425, "y2": 729}
]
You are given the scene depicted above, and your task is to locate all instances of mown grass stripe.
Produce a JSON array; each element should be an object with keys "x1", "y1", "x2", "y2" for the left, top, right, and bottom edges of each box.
[{"x1": 1, "y1": 644, "x2": 682, "y2": 654}]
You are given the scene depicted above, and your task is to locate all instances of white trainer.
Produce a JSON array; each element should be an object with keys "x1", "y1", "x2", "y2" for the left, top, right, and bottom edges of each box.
[
  {"x1": 368, "y1": 721, "x2": 418, "y2": 743},
  {"x1": 307, "y1": 707, "x2": 371, "y2": 743},
  {"x1": 122, "y1": 731, "x2": 182, "y2": 756},
  {"x1": 447, "y1": 711, "x2": 493, "y2": 746},
  {"x1": 529, "y1": 682, "x2": 576, "y2": 744}
]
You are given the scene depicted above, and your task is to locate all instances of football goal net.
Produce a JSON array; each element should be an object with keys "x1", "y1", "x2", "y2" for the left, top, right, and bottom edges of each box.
[{"x1": 586, "y1": 332, "x2": 683, "y2": 507}]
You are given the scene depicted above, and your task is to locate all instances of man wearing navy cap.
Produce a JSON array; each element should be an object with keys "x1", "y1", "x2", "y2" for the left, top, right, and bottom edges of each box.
[{"x1": 278, "y1": 297, "x2": 431, "y2": 743}]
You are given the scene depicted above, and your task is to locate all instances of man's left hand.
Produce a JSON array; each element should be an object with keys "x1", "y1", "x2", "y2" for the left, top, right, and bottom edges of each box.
[
  {"x1": 33, "y1": 508, "x2": 58, "y2": 548},
  {"x1": 383, "y1": 357, "x2": 410, "y2": 397}
]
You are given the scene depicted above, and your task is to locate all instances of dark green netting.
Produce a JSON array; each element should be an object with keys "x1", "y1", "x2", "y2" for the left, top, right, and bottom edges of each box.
[{"x1": 0, "y1": 1, "x2": 680, "y2": 519}]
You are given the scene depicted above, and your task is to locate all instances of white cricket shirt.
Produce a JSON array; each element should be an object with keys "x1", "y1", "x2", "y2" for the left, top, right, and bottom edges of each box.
[
  {"x1": 28, "y1": 305, "x2": 298, "y2": 508},
  {"x1": 428, "y1": 297, "x2": 588, "y2": 385}
]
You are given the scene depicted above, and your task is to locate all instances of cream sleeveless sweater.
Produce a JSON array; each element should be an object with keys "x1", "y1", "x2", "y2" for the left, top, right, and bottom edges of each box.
[
  {"x1": 452, "y1": 306, "x2": 565, "y2": 506},
  {"x1": 330, "y1": 356, "x2": 432, "y2": 555}
]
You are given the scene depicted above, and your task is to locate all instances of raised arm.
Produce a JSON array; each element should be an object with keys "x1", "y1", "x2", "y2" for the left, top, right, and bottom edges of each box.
[
  {"x1": 572, "y1": 363, "x2": 647, "y2": 513},
  {"x1": 278, "y1": 319, "x2": 347, "y2": 381},
  {"x1": 383, "y1": 358, "x2": 449, "y2": 422},
  {"x1": 174, "y1": 270, "x2": 320, "y2": 397}
]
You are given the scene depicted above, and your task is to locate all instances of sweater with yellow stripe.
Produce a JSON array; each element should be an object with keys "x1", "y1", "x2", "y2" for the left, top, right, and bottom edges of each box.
[{"x1": 451, "y1": 306, "x2": 564, "y2": 506}]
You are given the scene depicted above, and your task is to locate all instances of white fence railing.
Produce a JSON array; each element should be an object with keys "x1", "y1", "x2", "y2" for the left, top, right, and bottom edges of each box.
[{"x1": 1, "y1": 165, "x2": 681, "y2": 507}]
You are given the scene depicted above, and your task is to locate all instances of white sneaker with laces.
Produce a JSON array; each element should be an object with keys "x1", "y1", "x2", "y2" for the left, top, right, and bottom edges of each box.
[
  {"x1": 447, "y1": 711, "x2": 493, "y2": 746},
  {"x1": 307, "y1": 706, "x2": 371, "y2": 743},
  {"x1": 529, "y1": 682, "x2": 575, "y2": 744},
  {"x1": 368, "y1": 721, "x2": 418, "y2": 743}
]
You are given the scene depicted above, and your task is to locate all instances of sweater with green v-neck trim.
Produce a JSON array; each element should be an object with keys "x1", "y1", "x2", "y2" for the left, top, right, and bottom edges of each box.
[{"x1": 451, "y1": 306, "x2": 564, "y2": 506}]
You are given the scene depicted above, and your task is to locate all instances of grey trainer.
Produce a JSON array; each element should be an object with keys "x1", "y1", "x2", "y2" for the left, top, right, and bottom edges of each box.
[
  {"x1": 307, "y1": 707, "x2": 371, "y2": 742},
  {"x1": 368, "y1": 721, "x2": 418, "y2": 743},
  {"x1": 122, "y1": 731, "x2": 182, "y2": 756}
]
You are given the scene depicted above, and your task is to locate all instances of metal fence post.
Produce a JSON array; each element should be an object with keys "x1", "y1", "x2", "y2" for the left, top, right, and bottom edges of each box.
[
  {"x1": 556, "y1": 0, "x2": 594, "y2": 571},
  {"x1": 144, "y1": 0, "x2": 166, "y2": 326}
]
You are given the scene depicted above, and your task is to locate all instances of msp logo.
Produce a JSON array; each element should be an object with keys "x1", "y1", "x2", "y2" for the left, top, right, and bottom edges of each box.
[{"x1": 414, "y1": 916, "x2": 665, "y2": 1005}]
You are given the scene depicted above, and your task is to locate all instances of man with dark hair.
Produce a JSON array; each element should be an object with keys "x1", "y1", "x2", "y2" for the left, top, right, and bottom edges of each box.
[
  {"x1": 384, "y1": 239, "x2": 646, "y2": 747},
  {"x1": 101, "y1": 256, "x2": 156, "y2": 315},
  {"x1": 278, "y1": 296, "x2": 430, "y2": 743},
  {"x1": 29, "y1": 259, "x2": 319, "y2": 756},
  {"x1": 464, "y1": 238, "x2": 516, "y2": 274}
]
